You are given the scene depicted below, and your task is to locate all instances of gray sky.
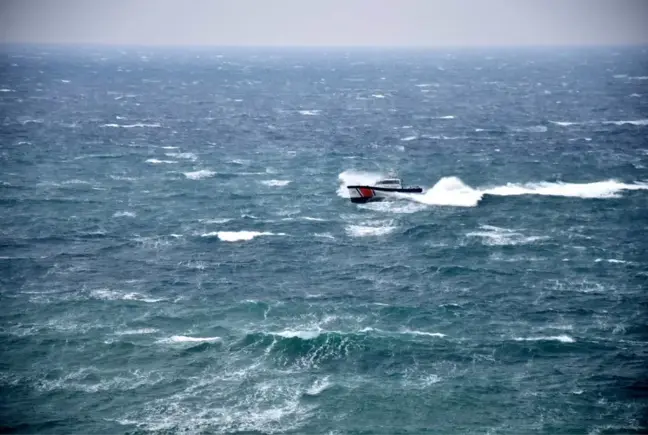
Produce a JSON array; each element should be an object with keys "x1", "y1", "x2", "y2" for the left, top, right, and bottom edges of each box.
[{"x1": 1, "y1": 0, "x2": 647, "y2": 47}]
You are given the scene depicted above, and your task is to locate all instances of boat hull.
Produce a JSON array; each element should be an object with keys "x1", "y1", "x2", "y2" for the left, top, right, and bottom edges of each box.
[{"x1": 347, "y1": 185, "x2": 423, "y2": 203}]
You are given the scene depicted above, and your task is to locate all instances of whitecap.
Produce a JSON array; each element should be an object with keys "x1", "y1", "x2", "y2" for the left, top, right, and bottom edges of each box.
[
  {"x1": 274, "y1": 329, "x2": 322, "y2": 339},
  {"x1": 298, "y1": 110, "x2": 320, "y2": 116},
  {"x1": 401, "y1": 329, "x2": 446, "y2": 338},
  {"x1": 603, "y1": 119, "x2": 648, "y2": 126},
  {"x1": 165, "y1": 335, "x2": 221, "y2": 343},
  {"x1": 345, "y1": 222, "x2": 396, "y2": 237},
  {"x1": 514, "y1": 335, "x2": 575, "y2": 343},
  {"x1": 549, "y1": 120, "x2": 579, "y2": 126},
  {"x1": 467, "y1": 225, "x2": 548, "y2": 246},
  {"x1": 165, "y1": 152, "x2": 197, "y2": 161},
  {"x1": 89, "y1": 289, "x2": 164, "y2": 303},
  {"x1": 116, "y1": 328, "x2": 158, "y2": 335},
  {"x1": 305, "y1": 376, "x2": 332, "y2": 396},
  {"x1": 313, "y1": 232, "x2": 335, "y2": 239},
  {"x1": 113, "y1": 211, "x2": 136, "y2": 218},
  {"x1": 511, "y1": 125, "x2": 548, "y2": 133},
  {"x1": 183, "y1": 170, "x2": 215, "y2": 180},
  {"x1": 594, "y1": 258, "x2": 628, "y2": 264},
  {"x1": 358, "y1": 201, "x2": 427, "y2": 214},
  {"x1": 146, "y1": 158, "x2": 176, "y2": 164},
  {"x1": 199, "y1": 218, "x2": 232, "y2": 224},
  {"x1": 261, "y1": 179, "x2": 291, "y2": 187},
  {"x1": 201, "y1": 231, "x2": 285, "y2": 242},
  {"x1": 102, "y1": 123, "x2": 161, "y2": 128},
  {"x1": 110, "y1": 175, "x2": 137, "y2": 181}
]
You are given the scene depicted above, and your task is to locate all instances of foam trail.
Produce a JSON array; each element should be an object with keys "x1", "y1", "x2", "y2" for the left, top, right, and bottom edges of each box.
[
  {"x1": 484, "y1": 180, "x2": 648, "y2": 199},
  {"x1": 403, "y1": 176, "x2": 483, "y2": 207}
]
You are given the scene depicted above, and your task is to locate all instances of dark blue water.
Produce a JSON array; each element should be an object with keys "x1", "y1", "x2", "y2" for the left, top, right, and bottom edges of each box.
[{"x1": 1, "y1": 45, "x2": 647, "y2": 435}]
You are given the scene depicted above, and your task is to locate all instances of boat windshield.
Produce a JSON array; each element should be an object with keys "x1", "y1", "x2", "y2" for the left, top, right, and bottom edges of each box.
[{"x1": 376, "y1": 179, "x2": 401, "y2": 185}]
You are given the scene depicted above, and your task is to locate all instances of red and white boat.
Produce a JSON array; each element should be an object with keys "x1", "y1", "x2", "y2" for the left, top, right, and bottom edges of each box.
[{"x1": 347, "y1": 178, "x2": 423, "y2": 203}]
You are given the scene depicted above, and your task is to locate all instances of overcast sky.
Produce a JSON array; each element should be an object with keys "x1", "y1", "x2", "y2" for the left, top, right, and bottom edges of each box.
[{"x1": 1, "y1": 0, "x2": 647, "y2": 47}]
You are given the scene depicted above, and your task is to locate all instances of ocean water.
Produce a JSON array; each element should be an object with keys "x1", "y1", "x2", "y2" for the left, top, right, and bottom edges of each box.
[{"x1": 1, "y1": 45, "x2": 647, "y2": 434}]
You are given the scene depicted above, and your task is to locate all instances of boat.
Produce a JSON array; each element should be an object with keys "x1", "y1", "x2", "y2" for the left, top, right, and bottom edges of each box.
[{"x1": 347, "y1": 178, "x2": 423, "y2": 203}]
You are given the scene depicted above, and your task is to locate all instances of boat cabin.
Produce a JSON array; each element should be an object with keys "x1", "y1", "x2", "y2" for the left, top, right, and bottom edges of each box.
[{"x1": 374, "y1": 178, "x2": 402, "y2": 188}]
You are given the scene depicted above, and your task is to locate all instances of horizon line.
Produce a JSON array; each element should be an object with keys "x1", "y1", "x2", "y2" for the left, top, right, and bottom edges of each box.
[{"x1": 2, "y1": 41, "x2": 648, "y2": 50}]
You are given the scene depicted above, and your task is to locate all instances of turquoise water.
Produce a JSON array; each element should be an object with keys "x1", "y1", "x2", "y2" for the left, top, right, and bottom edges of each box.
[{"x1": 1, "y1": 46, "x2": 647, "y2": 434}]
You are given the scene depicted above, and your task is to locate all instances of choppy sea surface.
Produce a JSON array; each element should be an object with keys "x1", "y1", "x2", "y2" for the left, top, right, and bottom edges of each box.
[{"x1": 1, "y1": 45, "x2": 647, "y2": 434}]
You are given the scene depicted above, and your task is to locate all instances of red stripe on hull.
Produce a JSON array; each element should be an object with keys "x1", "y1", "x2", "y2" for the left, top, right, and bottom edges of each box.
[{"x1": 358, "y1": 187, "x2": 374, "y2": 198}]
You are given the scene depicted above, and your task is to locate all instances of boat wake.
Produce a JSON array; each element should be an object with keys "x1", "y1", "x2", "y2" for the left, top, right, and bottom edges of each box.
[{"x1": 337, "y1": 170, "x2": 648, "y2": 208}]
